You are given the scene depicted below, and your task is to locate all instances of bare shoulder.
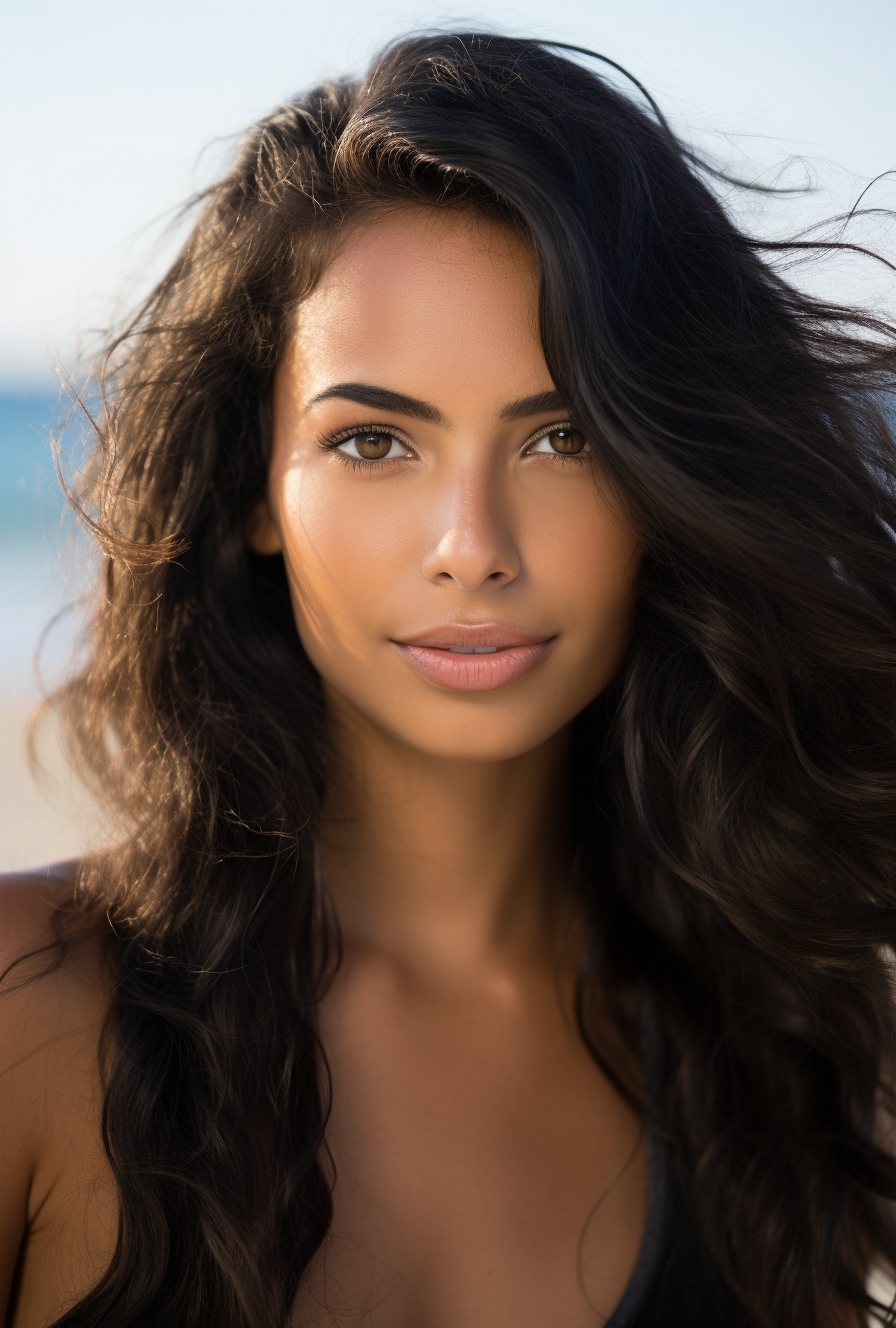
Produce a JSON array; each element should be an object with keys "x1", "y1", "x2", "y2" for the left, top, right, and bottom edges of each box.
[
  {"x1": 0, "y1": 858, "x2": 113, "y2": 1079},
  {"x1": 0, "y1": 860, "x2": 78, "y2": 968},
  {"x1": 0, "y1": 862, "x2": 115, "y2": 1318},
  {"x1": 0, "y1": 854, "x2": 112, "y2": 1095},
  {"x1": 0, "y1": 860, "x2": 112, "y2": 1012}
]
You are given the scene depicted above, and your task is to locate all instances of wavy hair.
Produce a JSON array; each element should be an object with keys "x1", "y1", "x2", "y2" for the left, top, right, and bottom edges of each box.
[{"x1": 41, "y1": 32, "x2": 896, "y2": 1327}]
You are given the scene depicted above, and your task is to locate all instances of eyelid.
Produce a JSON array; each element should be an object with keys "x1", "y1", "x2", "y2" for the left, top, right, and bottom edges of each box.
[
  {"x1": 318, "y1": 420, "x2": 587, "y2": 460},
  {"x1": 522, "y1": 421, "x2": 587, "y2": 452},
  {"x1": 320, "y1": 423, "x2": 417, "y2": 457}
]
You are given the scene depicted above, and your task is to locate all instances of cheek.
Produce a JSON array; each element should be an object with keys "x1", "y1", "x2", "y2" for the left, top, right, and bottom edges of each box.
[
  {"x1": 272, "y1": 463, "x2": 414, "y2": 653},
  {"x1": 270, "y1": 452, "x2": 640, "y2": 750},
  {"x1": 527, "y1": 491, "x2": 641, "y2": 676}
]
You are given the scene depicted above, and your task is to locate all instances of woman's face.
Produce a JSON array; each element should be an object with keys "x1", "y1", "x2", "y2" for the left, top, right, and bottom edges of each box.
[{"x1": 251, "y1": 207, "x2": 641, "y2": 761}]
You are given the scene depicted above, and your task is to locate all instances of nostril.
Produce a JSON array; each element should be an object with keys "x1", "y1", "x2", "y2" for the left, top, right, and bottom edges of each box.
[{"x1": 422, "y1": 534, "x2": 520, "y2": 589}]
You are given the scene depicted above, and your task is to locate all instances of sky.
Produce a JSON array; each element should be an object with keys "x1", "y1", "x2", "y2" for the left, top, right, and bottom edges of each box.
[
  {"x1": 3, "y1": 0, "x2": 896, "y2": 388},
  {"x1": 1, "y1": 0, "x2": 894, "y2": 866}
]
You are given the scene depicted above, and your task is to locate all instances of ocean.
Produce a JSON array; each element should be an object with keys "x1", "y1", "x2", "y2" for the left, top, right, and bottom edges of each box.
[
  {"x1": 0, "y1": 386, "x2": 90, "y2": 693},
  {"x1": 0, "y1": 386, "x2": 96, "y2": 868}
]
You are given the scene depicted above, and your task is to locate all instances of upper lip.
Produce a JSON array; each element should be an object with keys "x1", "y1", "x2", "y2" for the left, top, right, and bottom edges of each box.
[{"x1": 395, "y1": 623, "x2": 554, "y2": 650}]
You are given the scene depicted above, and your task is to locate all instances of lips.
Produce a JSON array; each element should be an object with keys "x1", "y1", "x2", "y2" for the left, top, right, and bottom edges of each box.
[{"x1": 394, "y1": 624, "x2": 555, "y2": 692}]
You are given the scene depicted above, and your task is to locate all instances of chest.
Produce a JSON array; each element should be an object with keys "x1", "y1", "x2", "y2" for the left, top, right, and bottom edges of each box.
[{"x1": 295, "y1": 965, "x2": 647, "y2": 1328}]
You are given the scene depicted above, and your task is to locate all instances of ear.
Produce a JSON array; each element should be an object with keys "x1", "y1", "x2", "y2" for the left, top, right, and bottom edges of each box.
[{"x1": 244, "y1": 495, "x2": 283, "y2": 555}]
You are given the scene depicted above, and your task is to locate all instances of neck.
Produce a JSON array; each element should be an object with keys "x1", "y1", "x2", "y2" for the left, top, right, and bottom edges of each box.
[{"x1": 320, "y1": 692, "x2": 575, "y2": 977}]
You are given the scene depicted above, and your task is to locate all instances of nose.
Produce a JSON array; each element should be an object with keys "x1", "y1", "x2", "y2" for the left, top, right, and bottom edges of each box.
[{"x1": 421, "y1": 463, "x2": 521, "y2": 591}]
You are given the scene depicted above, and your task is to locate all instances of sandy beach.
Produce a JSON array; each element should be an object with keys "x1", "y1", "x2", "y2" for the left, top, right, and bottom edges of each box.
[{"x1": 0, "y1": 690, "x2": 101, "y2": 871}]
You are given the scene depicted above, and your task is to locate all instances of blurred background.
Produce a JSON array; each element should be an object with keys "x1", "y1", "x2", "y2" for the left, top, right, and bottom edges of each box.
[{"x1": 3, "y1": 0, "x2": 895, "y2": 869}]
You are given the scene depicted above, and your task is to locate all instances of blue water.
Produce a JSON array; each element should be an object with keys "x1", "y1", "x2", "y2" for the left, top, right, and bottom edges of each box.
[
  {"x1": 0, "y1": 387, "x2": 88, "y2": 691},
  {"x1": 0, "y1": 388, "x2": 66, "y2": 539}
]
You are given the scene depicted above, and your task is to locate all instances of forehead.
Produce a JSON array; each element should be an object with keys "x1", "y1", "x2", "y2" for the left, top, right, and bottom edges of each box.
[{"x1": 285, "y1": 206, "x2": 551, "y2": 405}]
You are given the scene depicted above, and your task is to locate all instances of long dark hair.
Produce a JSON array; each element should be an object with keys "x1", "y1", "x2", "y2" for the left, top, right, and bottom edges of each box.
[{"x1": 41, "y1": 32, "x2": 896, "y2": 1327}]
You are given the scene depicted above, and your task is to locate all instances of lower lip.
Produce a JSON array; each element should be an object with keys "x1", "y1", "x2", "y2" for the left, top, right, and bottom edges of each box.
[{"x1": 395, "y1": 641, "x2": 553, "y2": 691}]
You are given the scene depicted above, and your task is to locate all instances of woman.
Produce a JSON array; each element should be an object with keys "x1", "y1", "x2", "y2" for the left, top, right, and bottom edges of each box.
[{"x1": 2, "y1": 31, "x2": 895, "y2": 1328}]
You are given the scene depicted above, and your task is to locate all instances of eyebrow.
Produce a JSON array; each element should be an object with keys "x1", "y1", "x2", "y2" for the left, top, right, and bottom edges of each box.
[
  {"x1": 305, "y1": 383, "x2": 445, "y2": 424},
  {"x1": 304, "y1": 382, "x2": 569, "y2": 425},
  {"x1": 499, "y1": 390, "x2": 567, "y2": 421}
]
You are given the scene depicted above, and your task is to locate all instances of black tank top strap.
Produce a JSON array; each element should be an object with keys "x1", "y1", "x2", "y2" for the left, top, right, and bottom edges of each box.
[
  {"x1": 605, "y1": 1132, "x2": 739, "y2": 1327},
  {"x1": 605, "y1": 992, "x2": 742, "y2": 1327}
]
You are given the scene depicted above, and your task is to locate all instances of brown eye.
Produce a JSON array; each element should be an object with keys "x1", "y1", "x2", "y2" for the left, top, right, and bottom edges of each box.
[
  {"x1": 530, "y1": 427, "x2": 586, "y2": 456},
  {"x1": 548, "y1": 427, "x2": 584, "y2": 454},
  {"x1": 357, "y1": 433, "x2": 391, "y2": 459},
  {"x1": 337, "y1": 431, "x2": 408, "y2": 461}
]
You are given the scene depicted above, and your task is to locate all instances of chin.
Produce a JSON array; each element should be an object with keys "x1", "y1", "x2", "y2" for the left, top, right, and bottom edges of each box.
[
  {"x1": 320, "y1": 663, "x2": 603, "y2": 764},
  {"x1": 373, "y1": 706, "x2": 577, "y2": 763}
]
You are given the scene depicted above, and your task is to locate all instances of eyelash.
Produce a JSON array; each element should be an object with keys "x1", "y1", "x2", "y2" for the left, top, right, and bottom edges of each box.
[
  {"x1": 524, "y1": 423, "x2": 590, "y2": 464},
  {"x1": 319, "y1": 421, "x2": 590, "y2": 470},
  {"x1": 320, "y1": 424, "x2": 416, "y2": 471}
]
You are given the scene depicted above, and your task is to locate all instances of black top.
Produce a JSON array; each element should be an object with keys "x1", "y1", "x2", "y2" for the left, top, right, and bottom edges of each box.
[
  {"x1": 606, "y1": 1134, "x2": 739, "y2": 1327},
  {"x1": 605, "y1": 998, "x2": 740, "y2": 1327}
]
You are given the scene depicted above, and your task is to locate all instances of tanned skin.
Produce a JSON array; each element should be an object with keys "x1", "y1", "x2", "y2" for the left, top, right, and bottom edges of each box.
[
  {"x1": 0, "y1": 866, "x2": 116, "y2": 1327},
  {"x1": 253, "y1": 208, "x2": 646, "y2": 1327},
  {"x1": 1, "y1": 207, "x2": 650, "y2": 1327}
]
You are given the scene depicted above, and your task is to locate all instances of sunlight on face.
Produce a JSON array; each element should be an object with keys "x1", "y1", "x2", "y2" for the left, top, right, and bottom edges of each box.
[{"x1": 250, "y1": 206, "x2": 642, "y2": 761}]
